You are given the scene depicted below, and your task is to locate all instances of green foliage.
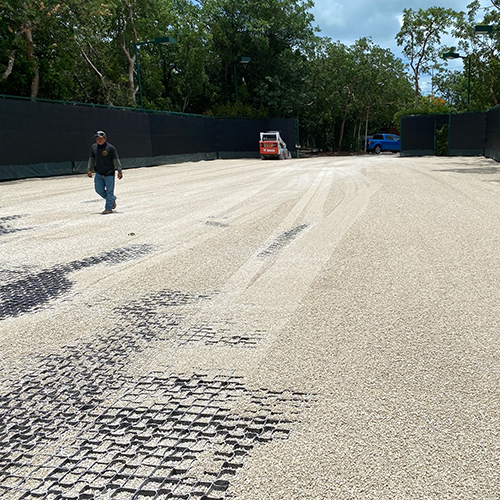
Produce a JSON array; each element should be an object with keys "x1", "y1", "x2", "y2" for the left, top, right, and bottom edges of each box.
[
  {"x1": 8, "y1": 0, "x2": 486, "y2": 152},
  {"x1": 396, "y1": 6, "x2": 459, "y2": 108},
  {"x1": 435, "y1": 125, "x2": 449, "y2": 156},
  {"x1": 206, "y1": 101, "x2": 268, "y2": 118},
  {"x1": 432, "y1": 69, "x2": 469, "y2": 112},
  {"x1": 440, "y1": 1, "x2": 500, "y2": 111},
  {"x1": 298, "y1": 37, "x2": 412, "y2": 151},
  {"x1": 394, "y1": 95, "x2": 452, "y2": 124}
]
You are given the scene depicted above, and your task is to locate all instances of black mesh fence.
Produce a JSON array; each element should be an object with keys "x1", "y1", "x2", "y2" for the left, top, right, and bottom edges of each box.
[
  {"x1": 400, "y1": 111, "x2": 491, "y2": 158},
  {"x1": 149, "y1": 113, "x2": 214, "y2": 156},
  {"x1": 215, "y1": 118, "x2": 267, "y2": 158},
  {"x1": 485, "y1": 105, "x2": 500, "y2": 161},
  {"x1": 0, "y1": 97, "x2": 297, "y2": 181},
  {"x1": 450, "y1": 112, "x2": 486, "y2": 156},
  {"x1": 400, "y1": 115, "x2": 437, "y2": 156}
]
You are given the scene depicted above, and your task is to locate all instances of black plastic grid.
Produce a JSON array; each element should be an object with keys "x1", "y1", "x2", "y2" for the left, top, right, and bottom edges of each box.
[
  {"x1": 0, "y1": 215, "x2": 27, "y2": 235},
  {"x1": 204, "y1": 217, "x2": 229, "y2": 229},
  {"x1": 117, "y1": 292, "x2": 265, "y2": 349},
  {"x1": 0, "y1": 286, "x2": 309, "y2": 500},
  {"x1": 204, "y1": 221, "x2": 229, "y2": 228},
  {"x1": 257, "y1": 224, "x2": 309, "y2": 259},
  {"x1": 0, "y1": 245, "x2": 155, "y2": 320},
  {"x1": 183, "y1": 321, "x2": 265, "y2": 348}
]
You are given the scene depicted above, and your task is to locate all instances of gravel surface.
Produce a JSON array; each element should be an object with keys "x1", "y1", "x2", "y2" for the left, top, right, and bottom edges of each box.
[{"x1": 1, "y1": 154, "x2": 500, "y2": 499}]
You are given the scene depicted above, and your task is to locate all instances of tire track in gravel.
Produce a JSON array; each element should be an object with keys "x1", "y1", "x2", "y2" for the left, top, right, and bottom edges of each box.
[{"x1": 184, "y1": 163, "x2": 381, "y2": 355}]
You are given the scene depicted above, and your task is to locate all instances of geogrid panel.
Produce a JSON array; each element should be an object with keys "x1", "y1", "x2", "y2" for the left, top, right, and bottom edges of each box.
[
  {"x1": 204, "y1": 221, "x2": 229, "y2": 228},
  {"x1": 118, "y1": 292, "x2": 265, "y2": 349},
  {"x1": 0, "y1": 245, "x2": 155, "y2": 320},
  {"x1": 0, "y1": 215, "x2": 27, "y2": 235},
  {"x1": 0, "y1": 287, "x2": 309, "y2": 500},
  {"x1": 183, "y1": 321, "x2": 265, "y2": 348}
]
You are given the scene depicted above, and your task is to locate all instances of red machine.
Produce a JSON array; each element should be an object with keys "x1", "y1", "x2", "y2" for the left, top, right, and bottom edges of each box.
[{"x1": 259, "y1": 131, "x2": 290, "y2": 160}]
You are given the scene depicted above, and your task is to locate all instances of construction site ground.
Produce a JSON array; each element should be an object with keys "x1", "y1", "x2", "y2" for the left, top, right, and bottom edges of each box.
[{"x1": 1, "y1": 154, "x2": 500, "y2": 499}]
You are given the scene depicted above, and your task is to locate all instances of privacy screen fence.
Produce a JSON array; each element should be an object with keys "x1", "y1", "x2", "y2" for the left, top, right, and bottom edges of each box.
[
  {"x1": 0, "y1": 96, "x2": 298, "y2": 181},
  {"x1": 400, "y1": 106, "x2": 500, "y2": 160}
]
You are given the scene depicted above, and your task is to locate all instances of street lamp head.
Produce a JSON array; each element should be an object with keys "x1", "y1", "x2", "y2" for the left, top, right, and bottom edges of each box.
[
  {"x1": 442, "y1": 51, "x2": 461, "y2": 60},
  {"x1": 154, "y1": 36, "x2": 176, "y2": 45},
  {"x1": 474, "y1": 25, "x2": 493, "y2": 35},
  {"x1": 237, "y1": 56, "x2": 251, "y2": 64}
]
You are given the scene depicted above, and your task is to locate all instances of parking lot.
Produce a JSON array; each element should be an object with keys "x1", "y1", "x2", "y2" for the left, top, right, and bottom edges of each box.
[{"x1": 2, "y1": 154, "x2": 500, "y2": 499}]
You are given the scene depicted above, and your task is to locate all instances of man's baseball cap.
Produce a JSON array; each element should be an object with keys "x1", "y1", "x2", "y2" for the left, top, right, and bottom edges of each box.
[{"x1": 95, "y1": 131, "x2": 106, "y2": 137}]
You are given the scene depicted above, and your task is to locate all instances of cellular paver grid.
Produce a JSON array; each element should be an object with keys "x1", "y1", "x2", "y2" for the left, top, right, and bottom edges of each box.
[{"x1": 0, "y1": 244, "x2": 309, "y2": 500}]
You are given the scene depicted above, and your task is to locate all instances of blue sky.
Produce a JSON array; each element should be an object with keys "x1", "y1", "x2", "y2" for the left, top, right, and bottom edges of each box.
[
  {"x1": 309, "y1": 0, "x2": 492, "y2": 93},
  {"x1": 310, "y1": 0, "x2": 490, "y2": 51}
]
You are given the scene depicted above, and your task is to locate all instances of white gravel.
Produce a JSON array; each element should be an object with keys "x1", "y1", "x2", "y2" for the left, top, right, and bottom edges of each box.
[{"x1": 1, "y1": 154, "x2": 500, "y2": 499}]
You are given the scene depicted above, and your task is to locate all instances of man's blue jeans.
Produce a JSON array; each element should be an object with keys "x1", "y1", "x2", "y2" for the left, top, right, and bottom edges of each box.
[{"x1": 94, "y1": 173, "x2": 116, "y2": 210}]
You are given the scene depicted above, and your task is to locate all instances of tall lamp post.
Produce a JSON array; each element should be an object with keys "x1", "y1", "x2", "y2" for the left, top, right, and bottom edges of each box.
[
  {"x1": 442, "y1": 51, "x2": 471, "y2": 111},
  {"x1": 134, "y1": 36, "x2": 176, "y2": 109},
  {"x1": 233, "y1": 56, "x2": 251, "y2": 101}
]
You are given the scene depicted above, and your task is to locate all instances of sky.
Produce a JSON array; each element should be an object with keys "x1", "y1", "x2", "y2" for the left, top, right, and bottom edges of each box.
[{"x1": 309, "y1": 0, "x2": 492, "y2": 93}]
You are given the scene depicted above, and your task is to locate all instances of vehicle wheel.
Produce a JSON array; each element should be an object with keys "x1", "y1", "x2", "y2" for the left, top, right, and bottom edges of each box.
[{"x1": 374, "y1": 145, "x2": 382, "y2": 154}]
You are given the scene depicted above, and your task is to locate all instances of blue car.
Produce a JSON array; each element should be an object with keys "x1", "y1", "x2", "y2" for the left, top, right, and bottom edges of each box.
[{"x1": 365, "y1": 133, "x2": 401, "y2": 154}]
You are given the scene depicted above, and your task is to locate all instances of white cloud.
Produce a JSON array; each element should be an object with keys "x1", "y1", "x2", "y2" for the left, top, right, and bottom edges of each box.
[
  {"x1": 310, "y1": 0, "x2": 491, "y2": 55},
  {"x1": 308, "y1": 0, "x2": 492, "y2": 95},
  {"x1": 311, "y1": 2, "x2": 346, "y2": 28}
]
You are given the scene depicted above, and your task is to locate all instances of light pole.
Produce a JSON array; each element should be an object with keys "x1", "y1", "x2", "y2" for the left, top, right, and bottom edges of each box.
[
  {"x1": 233, "y1": 56, "x2": 251, "y2": 101},
  {"x1": 134, "y1": 36, "x2": 176, "y2": 109},
  {"x1": 442, "y1": 51, "x2": 471, "y2": 111}
]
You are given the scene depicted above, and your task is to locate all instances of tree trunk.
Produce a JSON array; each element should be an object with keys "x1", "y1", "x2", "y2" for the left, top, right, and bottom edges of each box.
[
  {"x1": 0, "y1": 31, "x2": 21, "y2": 82},
  {"x1": 24, "y1": 27, "x2": 39, "y2": 98},
  {"x1": 364, "y1": 107, "x2": 370, "y2": 153},
  {"x1": 338, "y1": 119, "x2": 346, "y2": 152},
  {"x1": 119, "y1": 39, "x2": 137, "y2": 103},
  {"x1": 414, "y1": 72, "x2": 420, "y2": 108},
  {"x1": 0, "y1": 49, "x2": 16, "y2": 82},
  {"x1": 21, "y1": 3, "x2": 39, "y2": 98},
  {"x1": 119, "y1": 2, "x2": 139, "y2": 104},
  {"x1": 182, "y1": 95, "x2": 190, "y2": 113},
  {"x1": 80, "y1": 48, "x2": 104, "y2": 83},
  {"x1": 338, "y1": 77, "x2": 358, "y2": 152},
  {"x1": 331, "y1": 115, "x2": 335, "y2": 152},
  {"x1": 338, "y1": 98, "x2": 350, "y2": 152},
  {"x1": 489, "y1": 78, "x2": 498, "y2": 106}
]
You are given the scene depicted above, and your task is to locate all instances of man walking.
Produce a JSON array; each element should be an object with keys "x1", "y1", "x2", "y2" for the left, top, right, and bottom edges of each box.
[{"x1": 87, "y1": 131, "x2": 123, "y2": 214}]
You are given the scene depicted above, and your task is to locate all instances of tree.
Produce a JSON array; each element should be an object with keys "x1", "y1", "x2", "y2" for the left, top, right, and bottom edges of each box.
[
  {"x1": 0, "y1": 0, "x2": 73, "y2": 98},
  {"x1": 102, "y1": 0, "x2": 177, "y2": 106},
  {"x1": 396, "y1": 6, "x2": 459, "y2": 108},
  {"x1": 431, "y1": 69, "x2": 469, "y2": 111},
  {"x1": 448, "y1": 0, "x2": 500, "y2": 109},
  {"x1": 351, "y1": 39, "x2": 412, "y2": 149},
  {"x1": 301, "y1": 37, "x2": 412, "y2": 152},
  {"x1": 1, "y1": 0, "x2": 418, "y2": 151},
  {"x1": 199, "y1": 0, "x2": 317, "y2": 116},
  {"x1": 394, "y1": 95, "x2": 451, "y2": 126}
]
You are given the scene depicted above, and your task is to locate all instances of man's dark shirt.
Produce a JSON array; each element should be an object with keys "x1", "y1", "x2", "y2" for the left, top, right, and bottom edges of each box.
[{"x1": 90, "y1": 142, "x2": 119, "y2": 176}]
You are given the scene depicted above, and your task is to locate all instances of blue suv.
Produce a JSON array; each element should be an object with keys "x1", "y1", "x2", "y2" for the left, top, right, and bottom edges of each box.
[{"x1": 365, "y1": 134, "x2": 401, "y2": 154}]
